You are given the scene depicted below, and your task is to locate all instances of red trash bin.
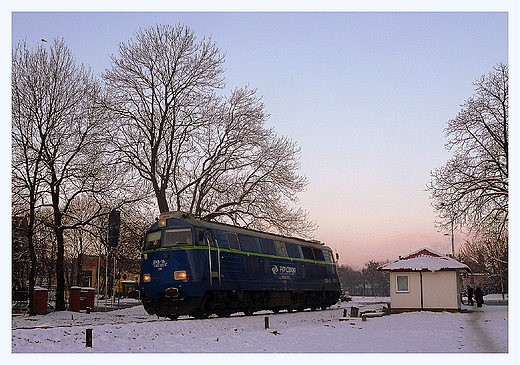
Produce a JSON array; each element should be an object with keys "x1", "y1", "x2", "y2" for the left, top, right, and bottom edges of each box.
[
  {"x1": 84, "y1": 288, "x2": 95, "y2": 312},
  {"x1": 69, "y1": 286, "x2": 81, "y2": 312},
  {"x1": 70, "y1": 287, "x2": 95, "y2": 312},
  {"x1": 34, "y1": 287, "x2": 48, "y2": 315}
]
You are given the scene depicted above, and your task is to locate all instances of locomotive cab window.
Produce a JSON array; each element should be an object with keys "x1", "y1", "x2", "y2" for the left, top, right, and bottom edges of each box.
[
  {"x1": 323, "y1": 249, "x2": 334, "y2": 263},
  {"x1": 162, "y1": 228, "x2": 193, "y2": 247},
  {"x1": 227, "y1": 232, "x2": 240, "y2": 250},
  {"x1": 196, "y1": 228, "x2": 205, "y2": 246},
  {"x1": 144, "y1": 230, "x2": 161, "y2": 250},
  {"x1": 205, "y1": 229, "x2": 217, "y2": 247}
]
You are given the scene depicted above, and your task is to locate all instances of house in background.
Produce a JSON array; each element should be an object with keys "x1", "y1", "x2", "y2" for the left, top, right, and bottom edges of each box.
[{"x1": 378, "y1": 248, "x2": 469, "y2": 312}]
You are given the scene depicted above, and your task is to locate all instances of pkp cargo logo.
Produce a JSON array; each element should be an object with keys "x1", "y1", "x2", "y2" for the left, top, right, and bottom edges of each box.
[{"x1": 271, "y1": 264, "x2": 296, "y2": 276}]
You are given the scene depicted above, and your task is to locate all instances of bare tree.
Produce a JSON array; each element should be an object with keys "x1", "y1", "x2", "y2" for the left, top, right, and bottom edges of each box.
[
  {"x1": 427, "y1": 63, "x2": 508, "y2": 294},
  {"x1": 103, "y1": 24, "x2": 225, "y2": 213},
  {"x1": 104, "y1": 24, "x2": 315, "y2": 237},
  {"x1": 459, "y1": 227, "x2": 508, "y2": 298},
  {"x1": 180, "y1": 86, "x2": 314, "y2": 236},
  {"x1": 428, "y1": 63, "x2": 508, "y2": 241},
  {"x1": 12, "y1": 38, "x2": 115, "y2": 310},
  {"x1": 12, "y1": 39, "x2": 55, "y2": 315}
]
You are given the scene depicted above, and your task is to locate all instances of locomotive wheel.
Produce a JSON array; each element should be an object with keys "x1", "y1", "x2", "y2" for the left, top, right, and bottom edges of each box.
[
  {"x1": 243, "y1": 309, "x2": 254, "y2": 316},
  {"x1": 167, "y1": 314, "x2": 179, "y2": 320}
]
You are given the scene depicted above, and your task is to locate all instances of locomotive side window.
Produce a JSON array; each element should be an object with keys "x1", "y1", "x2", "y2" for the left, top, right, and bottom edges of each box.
[
  {"x1": 323, "y1": 249, "x2": 333, "y2": 263},
  {"x1": 144, "y1": 230, "x2": 161, "y2": 250},
  {"x1": 260, "y1": 238, "x2": 277, "y2": 255},
  {"x1": 274, "y1": 241, "x2": 288, "y2": 257},
  {"x1": 205, "y1": 229, "x2": 217, "y2": 247},
  {"x1": 213, "y1": 230, "x2": 229, "y2": 248},
  {"x1": 162, "y1": 228, "x2": 193, "y2": 247},
  {"x1": 239, "y1": 234, "x2": 261, "y2": 253},
  {"x1": 313, "y1": 248, "x2": 325, "y2": 261},
  {"x1": 227, "y1": 232, "x2": 240, "y2": 250},
  {"x1": 286, "y1": 243, "x2": 303, "y2": 259},
  {"x1": 196, "y1": 228, "x2": 205, "y2": 246},
  {"x1": 301, "y1": 246, "x2": 315, "y2": 260}
]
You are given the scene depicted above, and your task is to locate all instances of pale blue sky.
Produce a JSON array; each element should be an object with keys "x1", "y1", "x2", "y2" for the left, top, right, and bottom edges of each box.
[{"x1": 10, "y1": 7, "x2": 512, "y2": 268}]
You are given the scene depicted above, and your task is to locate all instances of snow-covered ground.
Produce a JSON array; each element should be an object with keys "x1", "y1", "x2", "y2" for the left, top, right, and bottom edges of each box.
[{"x1": 11, "y1": 295, "x2": 513, "y2": 361}]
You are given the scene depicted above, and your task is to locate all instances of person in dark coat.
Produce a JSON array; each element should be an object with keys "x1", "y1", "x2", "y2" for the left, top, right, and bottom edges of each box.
[
  {"x1": 474, "y1": 287, "x2": 484, "y2": 308},
  {"x1": 467, "y1": 285, "x2": 474, "y2": 306}
]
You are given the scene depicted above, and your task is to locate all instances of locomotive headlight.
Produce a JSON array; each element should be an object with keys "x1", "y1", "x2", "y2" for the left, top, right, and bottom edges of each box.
[
  {"x1": 158, "y1": 218, "x2": 167, "y2": 227},
  {"x1": 174, "y1": 270, "x2": 187, "y2": 280},
  {"x1": 143, "y1": 273, "x2": 151, "y2": 282}
]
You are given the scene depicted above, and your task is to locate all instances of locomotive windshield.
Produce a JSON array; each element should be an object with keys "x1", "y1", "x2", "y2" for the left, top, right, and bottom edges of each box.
[
  {"x1": 163, "y1": 228, "x2": 193, "y2": 247},
  {"x1": 144, "y1": 228, "x2": 193, "y2": 250},
  {"x1": 144, "y1": 230, "x2": 161, "y2": 250}
]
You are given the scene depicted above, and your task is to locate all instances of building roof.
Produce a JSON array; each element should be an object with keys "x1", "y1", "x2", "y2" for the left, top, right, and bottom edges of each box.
[{"x1": 378, "y1": 248, "x2": 469, "y2": 272}]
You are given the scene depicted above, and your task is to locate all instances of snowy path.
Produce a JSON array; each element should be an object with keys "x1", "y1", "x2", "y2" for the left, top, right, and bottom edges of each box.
[
  {"x1": 462, "y1": 308, "x2": 507, "y2": 353},
  {"x1": 11, "y1": 296, "x2": 508, "y2": 354}
]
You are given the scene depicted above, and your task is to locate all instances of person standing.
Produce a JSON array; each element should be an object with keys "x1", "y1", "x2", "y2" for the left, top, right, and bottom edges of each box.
[
  {"x1": 467, "y1": 285, "x2": 474, "y2": 306},
  {"x1": 474, "y1": 287, "x2": 484, "y2": 308}
]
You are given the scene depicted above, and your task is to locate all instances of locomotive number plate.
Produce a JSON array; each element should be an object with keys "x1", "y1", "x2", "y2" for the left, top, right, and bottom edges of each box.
[{"x1": 152, "y1": 259, "x2": 168, "y2": 268}]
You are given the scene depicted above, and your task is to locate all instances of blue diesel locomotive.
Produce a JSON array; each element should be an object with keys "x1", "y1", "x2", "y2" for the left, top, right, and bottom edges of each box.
[{"x1": 130, "y1": 211, "x2": 341, "y2": 319}]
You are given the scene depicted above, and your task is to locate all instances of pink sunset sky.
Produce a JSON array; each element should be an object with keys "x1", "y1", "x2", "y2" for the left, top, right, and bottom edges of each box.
[{"x1": 10, "y1": 7, "x2": 512, "y2": 269}]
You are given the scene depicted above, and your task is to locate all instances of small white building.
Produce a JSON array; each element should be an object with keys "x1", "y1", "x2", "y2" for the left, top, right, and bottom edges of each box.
[{"x1": 378, "y1": 248, "x2": 469, "y2": 312}]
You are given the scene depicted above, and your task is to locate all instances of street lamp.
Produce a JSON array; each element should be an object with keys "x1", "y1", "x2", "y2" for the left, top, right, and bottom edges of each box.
[
  {"x1": 444, "y1": 220, "x2": 455, "y2": 256},
  {"x1": 440, "y1": 202, "x2": 456, "y2": 256}
]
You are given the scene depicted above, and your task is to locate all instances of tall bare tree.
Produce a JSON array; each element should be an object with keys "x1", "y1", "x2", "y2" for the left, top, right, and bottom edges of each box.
[
  {"x1": 428, "y1": 63, "x2": 508, "y2": 239},
  {"x1": 427, "y1": 63, "x2": 508, "y2": 293},
  {"x1": 103, "y1": 24, "x2": 225, "y2": 213},
  {"x1": 12, "y1": 38, "x2": 114, "y2": 310},
  {"x1": 104, "y1": 24, "x2": 315, "y2": 237},
  {"x1": 180, "y1": 86, "x2": 314, "y2": 236},
  {"x1": 12, "y1": 39, "x2": 56, "y2": 315}
]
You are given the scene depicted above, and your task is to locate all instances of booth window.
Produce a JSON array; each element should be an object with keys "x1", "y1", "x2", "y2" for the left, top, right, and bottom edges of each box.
[{"x1": 396, "y1": 275, "x2": 409, "y2": 292}]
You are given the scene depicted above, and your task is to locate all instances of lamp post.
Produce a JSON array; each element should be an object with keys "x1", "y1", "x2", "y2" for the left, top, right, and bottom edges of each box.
[
  {"x1": 444, "y1": 220, "x2": 455, "y2": 256},
  {"x1": 441, "y1": 202, "x2": 455, "y2": 256}
]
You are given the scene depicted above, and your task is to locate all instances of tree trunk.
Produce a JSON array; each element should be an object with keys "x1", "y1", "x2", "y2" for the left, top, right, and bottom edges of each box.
[
  {"x1": 27, "y1": 191, "x2": 38, "y2": 316},
  {"x1": 55, "y1": 229, "x2": 66, "y2": 311},
  {"x1": 151, "y1": 179, "x2": 169, "y2": 213},
  {"x1": 27, "y1": 233, "x2": 37, "y2": 316},
  {"x1": 50, "y1": 172, "x2": 66, "y2": 311}
]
